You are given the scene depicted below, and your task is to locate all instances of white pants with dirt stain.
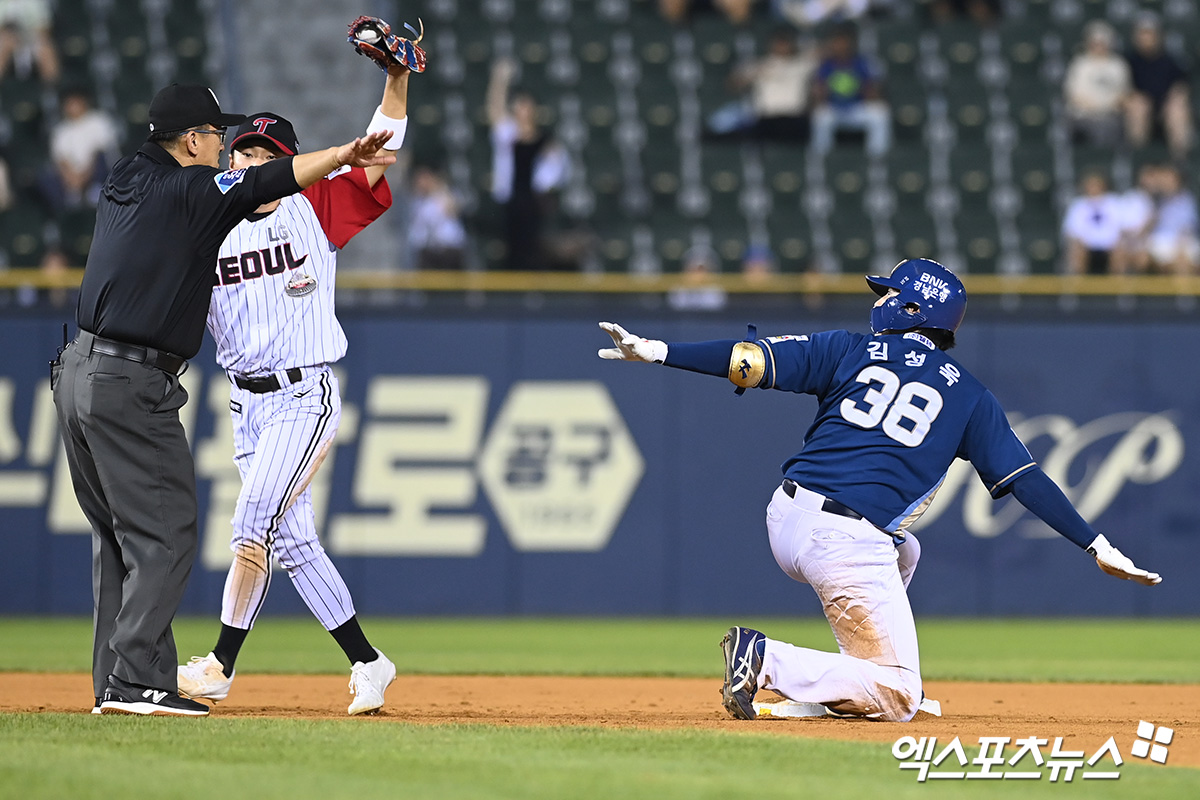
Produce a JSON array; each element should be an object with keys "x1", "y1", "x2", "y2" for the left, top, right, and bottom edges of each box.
[{"x1": 758, "y1": 482, "x2": 923, "y2": 722}]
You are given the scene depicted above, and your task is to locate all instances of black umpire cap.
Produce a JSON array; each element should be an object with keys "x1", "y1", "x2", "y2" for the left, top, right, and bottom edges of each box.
[
  {"x1": 148, "y1": 84, "x2": 246, "y2": 134},
  {"x1": 228, "y1": 113, "x2": 300, "y2": 156}
]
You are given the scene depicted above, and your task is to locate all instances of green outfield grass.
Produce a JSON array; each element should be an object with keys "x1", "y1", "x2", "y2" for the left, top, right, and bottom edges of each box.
[
  {"x1": 2, "y1": 616, "x2": 1199, "y2": 683},
  {"x1": 2, "y1": 616, "x2": 1197, "y2": 798},
  {"x1": 0, "y1": 714, "x2": 1196, "y2": 800}
]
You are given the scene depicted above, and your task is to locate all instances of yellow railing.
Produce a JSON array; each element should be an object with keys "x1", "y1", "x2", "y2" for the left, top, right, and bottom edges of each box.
[{"x1": 5, "y1": 269, "x2": 1200, "y2": 296}]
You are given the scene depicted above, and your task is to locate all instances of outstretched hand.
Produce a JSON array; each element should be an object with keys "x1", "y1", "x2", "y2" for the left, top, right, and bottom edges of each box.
[
  {"x1": 1087, "y1": 534, "x2": 1162, "y2": 586},
  {"x1": 336, "y1": 131, "x2": 397, "y2": 168},
  {"x1": 597, "y1": 321, "x2": 668, "y2": 363}
]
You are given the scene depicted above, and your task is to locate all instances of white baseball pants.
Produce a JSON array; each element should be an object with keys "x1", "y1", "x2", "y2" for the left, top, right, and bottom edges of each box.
[
  {"x1": 759, "y1": 482, "x2": 923, "y2": 722},
  {"x1": 221, "y1": 367, "x2": 356, "y2": 631}
]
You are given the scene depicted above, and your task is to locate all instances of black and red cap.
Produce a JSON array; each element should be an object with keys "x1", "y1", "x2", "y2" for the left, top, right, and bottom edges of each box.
[
  {"x1": 148, "y1": 83, "x2": 246, "y2": 134},
  {"x1": 228, "y1": 113, "x2": 299, "y2": 156}
]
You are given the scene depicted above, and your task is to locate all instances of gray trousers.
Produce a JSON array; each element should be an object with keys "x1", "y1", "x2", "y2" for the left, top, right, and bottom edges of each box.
[{"x1": 52, "y1": 336, "x2": 196, "y2": 698}]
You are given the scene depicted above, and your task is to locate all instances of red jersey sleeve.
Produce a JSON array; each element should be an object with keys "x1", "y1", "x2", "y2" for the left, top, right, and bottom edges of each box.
[{"x1": 300, "y1": 166, "x2": 393, "y2": 249}]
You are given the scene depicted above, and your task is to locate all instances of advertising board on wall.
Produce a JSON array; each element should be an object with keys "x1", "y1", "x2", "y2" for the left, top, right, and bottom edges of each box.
[{"x1": 0, "y1": 313, "x2": 1192, "y2": 616}]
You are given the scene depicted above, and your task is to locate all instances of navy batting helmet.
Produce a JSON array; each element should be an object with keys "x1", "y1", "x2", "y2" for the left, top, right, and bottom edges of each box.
[{"x1": 866, "y1": 259, "x2": 967, "y2": 335}]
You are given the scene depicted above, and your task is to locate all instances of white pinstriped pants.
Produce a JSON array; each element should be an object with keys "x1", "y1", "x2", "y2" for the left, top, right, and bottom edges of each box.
[
  {"x1": 222, "y1": 367, "x2": 356, "y2": 631},
  {"x1": 758, "y1": 483, "x2": 924, "y2": 722}
]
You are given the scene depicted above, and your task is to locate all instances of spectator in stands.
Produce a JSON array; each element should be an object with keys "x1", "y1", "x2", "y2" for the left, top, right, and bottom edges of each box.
[
  {"x1": 1123, "y1": 13, "x2": 1191, "y2": 161},
  {"x1": 38, "y1": 246, "x2": 71, "y2": 308},
  {"x1": 740, "y1": 242, "x2": 776, "y2": 284},
  {"x1": 926, "y1": 0, "x2": 1001, "y2": 26},
  {"x1": 1064, "y1": 21, "x2": 1131, "y2": 149},
  {"x1": 0, "y1": 0, "x2": 58, "y2": 83},
  {"x1": 1116, "y1": 162, "x2": 1160, "y2": 271},
  {"x1": 809, "y1": 22, "x2": 890, "y2": 157},
  {"x1": 1137, "y1": 164, "x2": 1200, "y2": 275},
  {"x1": 408, "y1": 166, "x2": 466, "y2": 270},
  {"x1": 668, "y1": 243, "x2": 727, "y2": 311},
  {"x1": 15, "y1": 246, "x2": 71, "y2": 308},
  {"x1": 706, "y1": 26, "x2": 817, "y2": 141},
  {"x1": 772, "y1": 0, "x2": 872, "y2": 30},
  {"x1": 660, "y1": 0, "x2": 759, "y2": 26},
  {"x1": 0, "y1": 148, "x2": 12, "y2": 213},
  {"x1": 487, "y1": 58, "x2": 570, "y2": 270},
  {"x1": 1061, "y1": 170, "x2": 1127, "y2": 274},
  {"x1": 39, "y1": 88, "x2": 120, "y2": 214}
]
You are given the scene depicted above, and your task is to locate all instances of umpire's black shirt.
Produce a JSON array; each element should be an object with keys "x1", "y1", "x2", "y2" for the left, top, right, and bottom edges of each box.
[{"x1": 77, "y1": 141, "x2": 302, "y2": 359}]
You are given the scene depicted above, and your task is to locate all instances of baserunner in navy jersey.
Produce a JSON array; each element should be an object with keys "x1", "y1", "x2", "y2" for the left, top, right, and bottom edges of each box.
[{"x1": 598, "y1": 258, "x2": 1161, "y2": 723}]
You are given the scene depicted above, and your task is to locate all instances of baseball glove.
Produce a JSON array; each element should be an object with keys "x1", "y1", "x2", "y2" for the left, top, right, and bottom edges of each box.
[{"x1": 347, "y1": 15, "x2": 426, "y2": 74}]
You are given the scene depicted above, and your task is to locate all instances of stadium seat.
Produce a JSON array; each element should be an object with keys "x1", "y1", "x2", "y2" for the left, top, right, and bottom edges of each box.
[
  {"x1": 944, "y1": 74, "x2": 989, "y2": 143},
  {"x1": 702, "y1": 146, "x2": 741, "y2": 198},
  {"x1": 828, "y1": 214, "x2": 874, "y2": 275},
  {"x1": 887, "y1": 80, "x2": 927, "y2": 142},
  {"x1": 54, "y1": 0, "x2": 93, "y2": 85},
  {"x1": 1017, "y1": 207, "x2": 1061, "y2": 274},
  {"x1": 887, "y1": 143, "x2": 930, "y2": 208},
  {"x1": 709, "y1": 212, "x2": 749, "y2": 271},
  {"x1": 164, "y1": 0, "x2": 209, "y2": 83},
  {"x1": 999, "y1": 19, "x2": 1045, "y2": 79},
  {"x1": 653, "y1": 213, "x2": 697, "y2": 272},
  {"x1": 59, "y1": 207, "x2": 97, "y2": 264},
  {"x1": 0, "y1": 77, "x2": 49, "y2": 189},
  {"x1": 876, "y1": 19, "x2": 922, "y2": 83},
  {"x1": 891, "y1": 206, "x2": 938, "y2": 262},
  {"x1": 936, "y1": 20, "x2": 982, "y2": 78},
  {"x1": 955, "y1": 211, "x2": 1000, "y2": 273},
  {"x1": 0, "y1": 201, "x2": 48, "y2": 267},
  {"x1": 950, "y1": 143, "x2": 993, "y2": 214},
  {"x1": 759, "y1": 143, "x2": 805, "y2": 207},
  {"x1": 1006, "y1": 74, "x2": 1053, "y2": 145}
]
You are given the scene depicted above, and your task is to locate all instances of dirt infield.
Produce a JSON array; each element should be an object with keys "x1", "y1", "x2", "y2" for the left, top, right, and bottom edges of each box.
[{"x1": 3, "y1": 673, "x2": 1196, "y2": 767}]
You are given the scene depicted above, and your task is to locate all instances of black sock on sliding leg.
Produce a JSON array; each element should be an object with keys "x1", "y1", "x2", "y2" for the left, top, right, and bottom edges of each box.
[
  {"x1": 330, "y1": 616, "x2": 377, "y2": 665},
  {"x1": 212, "y1": 625, "x2": 249, "y2": 676}
]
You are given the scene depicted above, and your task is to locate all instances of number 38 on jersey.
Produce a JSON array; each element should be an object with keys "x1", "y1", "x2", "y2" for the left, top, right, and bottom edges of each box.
[{"x1": 839, "y1": 366, "x2": 944, "y2": 447}]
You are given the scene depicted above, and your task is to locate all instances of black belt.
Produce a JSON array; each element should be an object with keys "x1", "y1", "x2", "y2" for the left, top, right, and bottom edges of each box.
[
  {"x1": 77, "y1": 330, "x2": 187, "y2": 375},
  {"x1": 782, "y1": 479, "x2": 865, "y2": 521},
  {"x1": 234, "y1": 367, "x2": 303, "y2": 394}
]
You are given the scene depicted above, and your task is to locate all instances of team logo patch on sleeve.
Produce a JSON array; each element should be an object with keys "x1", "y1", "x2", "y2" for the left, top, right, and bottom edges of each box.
[{"x1": 214, "y1": 168, "x2": 248, "y2": 194}]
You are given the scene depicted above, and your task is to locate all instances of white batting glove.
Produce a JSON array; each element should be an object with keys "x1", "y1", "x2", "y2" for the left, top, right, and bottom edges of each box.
[
  {"x1": 1086, "y1": 534, "x2": 1162, "y2": 586},
  {"x1": 597, "y1": 321, "x2": 667, "y2": 364}
]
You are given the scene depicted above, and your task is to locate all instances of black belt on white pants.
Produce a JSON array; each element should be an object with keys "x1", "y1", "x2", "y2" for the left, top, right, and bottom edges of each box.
[
  {"x1": 781, "y1": 479, "x2": 905, "y2": 543},
  {"x1": 233, "y1": 368, "x2": 304, "y2": 394},
  {"x1": 782, "y1": 479, "x2": 866, "y2": 520}
]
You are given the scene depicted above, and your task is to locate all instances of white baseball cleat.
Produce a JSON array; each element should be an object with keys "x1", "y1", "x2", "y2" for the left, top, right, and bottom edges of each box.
[
  {"x1": 177, "y1": 652, "x2": 234, "y2": 702},
  {"x1": 347, "y1": 647, "x2": 396, "y2": 715}
]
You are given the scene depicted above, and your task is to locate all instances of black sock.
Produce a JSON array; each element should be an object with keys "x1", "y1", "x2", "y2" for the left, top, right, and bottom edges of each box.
[
  {"x1": 212, "y1": 624, "x2": 249, "y2": 676},
  {"x1": 330, "y1": 616, "x2": 376, "y2": 665}
]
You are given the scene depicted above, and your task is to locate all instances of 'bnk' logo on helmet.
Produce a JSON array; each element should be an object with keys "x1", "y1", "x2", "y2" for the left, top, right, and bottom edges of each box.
[{"x1": 914, "y1": 272, "x2": 952, "y2": 302}]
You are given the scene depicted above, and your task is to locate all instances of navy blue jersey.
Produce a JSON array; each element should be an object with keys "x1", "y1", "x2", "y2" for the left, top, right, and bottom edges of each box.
[{"x1": 754, "y1": 330, "x2": 1035, "y2": 532}]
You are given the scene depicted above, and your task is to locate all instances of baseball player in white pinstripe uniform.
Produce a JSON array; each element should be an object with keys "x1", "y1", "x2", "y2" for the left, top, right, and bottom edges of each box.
[{"x1": 177, "y1": 38, "x2": 418, "y2": 715}]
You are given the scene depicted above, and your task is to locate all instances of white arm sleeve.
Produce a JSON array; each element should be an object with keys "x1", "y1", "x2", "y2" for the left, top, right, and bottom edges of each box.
[{"x1": 366, "y1": 106, "x2": 408, "y2": 151}]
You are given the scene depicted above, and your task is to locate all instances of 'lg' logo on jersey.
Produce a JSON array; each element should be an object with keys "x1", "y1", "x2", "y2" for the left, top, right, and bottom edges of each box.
[{"x1": 217, "y1": 243, "x2": 309, "y2": 285}]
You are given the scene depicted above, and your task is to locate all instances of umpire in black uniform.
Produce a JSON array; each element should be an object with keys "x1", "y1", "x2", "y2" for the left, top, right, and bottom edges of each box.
[{"x1": 52, "y1": 84, "x2": 396, "y2": 716}]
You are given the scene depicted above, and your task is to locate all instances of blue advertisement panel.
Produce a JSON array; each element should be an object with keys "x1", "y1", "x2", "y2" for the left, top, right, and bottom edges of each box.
[{"x1": 0, "y1": 312, "x2": 1194, "y2": 616}]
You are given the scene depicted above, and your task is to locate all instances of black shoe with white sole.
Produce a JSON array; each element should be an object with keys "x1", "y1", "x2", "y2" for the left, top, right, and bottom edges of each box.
[{"x1": 99, "y1": 675, "x2": 210, "y2": 716}]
